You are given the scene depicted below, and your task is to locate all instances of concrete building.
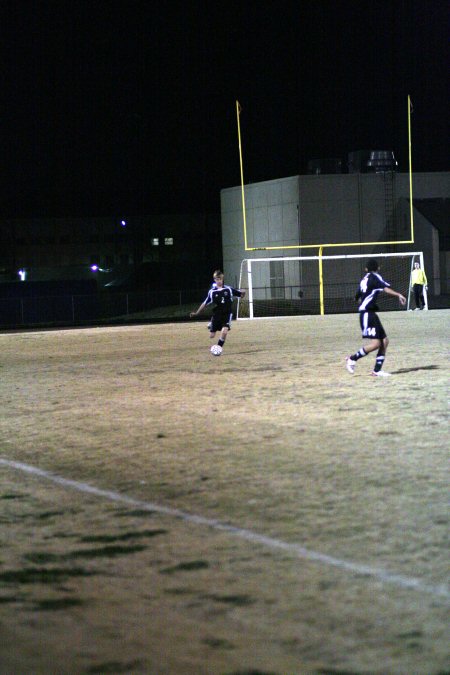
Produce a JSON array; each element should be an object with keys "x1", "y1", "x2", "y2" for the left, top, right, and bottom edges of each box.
[{"x1": 220, "y1": 169, "x2": 450, "y2": 310}]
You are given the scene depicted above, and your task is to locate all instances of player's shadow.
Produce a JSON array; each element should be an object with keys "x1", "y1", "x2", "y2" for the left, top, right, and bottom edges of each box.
[{"x1": 392, "y1": 365, "x2": 439, "y2": 374}]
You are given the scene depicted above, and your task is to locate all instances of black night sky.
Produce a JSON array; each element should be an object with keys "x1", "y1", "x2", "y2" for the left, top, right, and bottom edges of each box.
[{"x1": 2, "y1": 0, "x2": 449, "y2": 218}]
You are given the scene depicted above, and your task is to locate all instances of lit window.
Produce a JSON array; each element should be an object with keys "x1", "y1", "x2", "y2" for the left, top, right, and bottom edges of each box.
[
  {"x1": 151, "y1": 237, "x2": 159, "y2": 246},
  {"x1": 164, "y1": 237, "x2": 173, "y2": 245}
]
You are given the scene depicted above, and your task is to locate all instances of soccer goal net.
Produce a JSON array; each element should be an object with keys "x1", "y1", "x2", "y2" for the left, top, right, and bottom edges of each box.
[{"x1": 237, "y1": 251, "x2": 426, "y2": 318}]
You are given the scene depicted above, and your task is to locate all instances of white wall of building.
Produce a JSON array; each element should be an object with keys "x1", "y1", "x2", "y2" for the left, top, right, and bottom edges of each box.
[{"x1": 221, "y1": 171, "x2": 450, "y2": 294}]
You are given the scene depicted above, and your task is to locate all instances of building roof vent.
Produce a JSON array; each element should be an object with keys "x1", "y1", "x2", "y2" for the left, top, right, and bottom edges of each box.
[
  {"x1": 366, "y1": 150, "x2": 398, "y2": 173},
  {"x1": 348, "y1": 150, "x2": 398, "y2": 173}
]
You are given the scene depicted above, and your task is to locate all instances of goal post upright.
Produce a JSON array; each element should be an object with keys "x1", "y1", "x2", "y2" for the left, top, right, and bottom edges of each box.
[
  {"x1": 318, "y1": 246, "x2": 324, "y2": 315},
  {"x1": 408, "y1": 94, "x2": 415, "y2": 245},
  {"x1": 236, "y1": 100, "x2": 249, "y2": 251}
]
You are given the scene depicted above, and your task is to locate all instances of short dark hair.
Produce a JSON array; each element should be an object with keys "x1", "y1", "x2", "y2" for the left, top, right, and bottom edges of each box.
[{"x1": 367, "y1": 258, "x2": 379, "y2": 272}]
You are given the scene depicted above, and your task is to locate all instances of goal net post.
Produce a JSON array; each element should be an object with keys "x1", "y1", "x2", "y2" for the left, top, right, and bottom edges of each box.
[{"x1": 237, "y1": 252, "x2": 426, "y2": 318}]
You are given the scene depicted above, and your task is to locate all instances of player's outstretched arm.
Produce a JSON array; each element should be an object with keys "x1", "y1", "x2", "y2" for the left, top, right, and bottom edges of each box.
[
  {"x1": 230, "y1": 287, "x2": 246, "y2": 298},
  {"x1": 384, "y1": 287, "x2": 406, "y2": 305},
  {"x1": 190, "y1": 302, "x2": 206, "y2": 318}
]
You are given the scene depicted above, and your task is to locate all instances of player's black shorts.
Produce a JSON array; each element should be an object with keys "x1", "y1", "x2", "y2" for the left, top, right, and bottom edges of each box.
[
  {"x1": 359, "y1": 311, "x2": 387, "y2": 340},
  {"x1": 210, "y1": 312, "x2": 232, "y2": 332}
]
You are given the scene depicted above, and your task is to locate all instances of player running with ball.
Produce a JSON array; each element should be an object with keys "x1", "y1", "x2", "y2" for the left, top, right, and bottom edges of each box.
[
  {"x1": 346, "y1": 258, "x2": 406, "y2": 377},
  {"x1": 190, "y1": 271, "x2": 246, "y2": 355}
]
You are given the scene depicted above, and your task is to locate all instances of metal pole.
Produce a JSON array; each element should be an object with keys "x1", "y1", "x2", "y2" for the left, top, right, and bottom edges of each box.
[
  {"x1": 236, "y1": 101, "x2": 248, "y2": 251},
  {"x1": 408, "y1": 95, "x2": 415, "y2": 243},
  {"x1": 319, "y1": 246, "x2": 324, "y2": 315}
]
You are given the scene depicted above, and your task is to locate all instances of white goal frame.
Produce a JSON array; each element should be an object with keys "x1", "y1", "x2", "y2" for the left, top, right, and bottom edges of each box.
[{"x1": 238, "y1": 251, "x2": 427, "y2": 318}]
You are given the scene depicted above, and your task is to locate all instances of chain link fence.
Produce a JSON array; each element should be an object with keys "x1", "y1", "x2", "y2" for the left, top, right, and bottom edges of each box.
[{"x1": 0, "y1": 289, "x2": 206, "y2": 328}]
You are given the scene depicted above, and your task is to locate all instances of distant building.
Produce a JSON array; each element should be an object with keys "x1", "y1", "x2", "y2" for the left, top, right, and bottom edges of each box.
[
  {"x1": 0, "y1": 213, "x2": 221, "y2": 290},
  {"x1": 220, "y1": 167, "x2": 450, "y2": 299}
]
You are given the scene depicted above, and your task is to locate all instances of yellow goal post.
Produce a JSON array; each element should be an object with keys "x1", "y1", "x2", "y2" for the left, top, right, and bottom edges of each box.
[{"x1": 236, "y1": 96, "x2": 416, "y2": 251}]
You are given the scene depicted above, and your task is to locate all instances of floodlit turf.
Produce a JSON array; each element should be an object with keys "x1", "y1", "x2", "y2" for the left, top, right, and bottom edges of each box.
[{"x1": 0, "y1": 311, "x2": 448, "y2": 674}]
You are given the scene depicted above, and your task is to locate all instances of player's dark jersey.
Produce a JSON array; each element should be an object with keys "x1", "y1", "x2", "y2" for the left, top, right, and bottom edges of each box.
[
  {"x1": 355, "y1": 272, "x2": 390, "y2": 312},
  {"x1": 204, "y1": 285, "x2": 243, "y2": 314}
]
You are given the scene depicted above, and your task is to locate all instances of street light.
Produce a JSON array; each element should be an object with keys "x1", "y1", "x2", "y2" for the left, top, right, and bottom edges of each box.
[{"x1": 90, "y1": 265, "x2": 111, "y2": 273}]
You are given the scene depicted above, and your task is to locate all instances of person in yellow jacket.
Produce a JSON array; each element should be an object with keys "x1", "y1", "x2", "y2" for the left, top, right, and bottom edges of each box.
[{"x1": 411, "y1": 261, "x2": 428, "y2": 310}]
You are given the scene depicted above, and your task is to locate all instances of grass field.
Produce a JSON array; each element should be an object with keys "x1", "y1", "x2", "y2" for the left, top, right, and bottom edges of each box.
[{"x1": 0, "y1": 310, "x2": 448, "y2": 675}]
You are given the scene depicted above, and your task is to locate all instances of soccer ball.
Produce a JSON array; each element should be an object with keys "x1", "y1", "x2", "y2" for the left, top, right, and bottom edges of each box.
[{"x1": 210, "y1": 344, "x2": 223, "y2": 356}]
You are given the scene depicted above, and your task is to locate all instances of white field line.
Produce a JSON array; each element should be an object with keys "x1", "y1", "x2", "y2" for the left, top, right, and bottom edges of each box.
[{"x1": 1, "y1": 457, "x2": 448, "y2": 602}]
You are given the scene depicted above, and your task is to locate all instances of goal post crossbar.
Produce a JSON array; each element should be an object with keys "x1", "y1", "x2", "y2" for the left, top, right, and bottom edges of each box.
[
  {"x1": 238, "y1": 251, "x2": 426, "y2": 318},
  {"x1": 240, "y1": 252, "x2": 424, "y2": 263},
  {"x1": 245, "y1": 240, "x2": 414, "y2": 252}
]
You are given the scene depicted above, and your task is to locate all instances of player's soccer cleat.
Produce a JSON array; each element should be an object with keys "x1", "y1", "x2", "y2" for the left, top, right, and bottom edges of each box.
[
  {"x1": 346, "y1": 357, "x2": 356, "y2": 374},
  {"x1": 371, "y1": 370, "x2": 391, "y2": 377}
]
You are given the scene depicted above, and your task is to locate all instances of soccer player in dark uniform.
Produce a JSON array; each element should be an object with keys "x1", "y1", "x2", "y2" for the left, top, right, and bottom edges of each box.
[
  {"x1": 190, "y1": 271, "x2": 246, "y2": 353},
  {"x1": 346, "y1": 259, "x2": 406, "y2": 377}
]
